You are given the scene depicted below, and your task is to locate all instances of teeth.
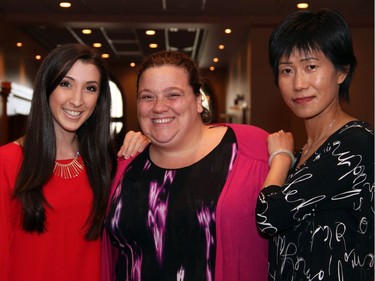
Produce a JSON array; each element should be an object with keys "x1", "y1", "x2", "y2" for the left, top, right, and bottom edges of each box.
[
  {"x1": 153, "y1": 118, "x2": 173, "y2": 124},
  {"x1": 64, "y1": 109, "x2": 81, "y2": 116}
]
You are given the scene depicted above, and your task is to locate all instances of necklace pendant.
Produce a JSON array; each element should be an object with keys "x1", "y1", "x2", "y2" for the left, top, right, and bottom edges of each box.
[{"x1": 54, "y1": 154, "x2": 84, "y2": 179}]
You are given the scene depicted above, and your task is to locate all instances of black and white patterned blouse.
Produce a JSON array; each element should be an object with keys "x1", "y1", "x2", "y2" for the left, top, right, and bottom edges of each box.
[{"x1": 256, "y1": 121, "x2": 374, "y2": 281}]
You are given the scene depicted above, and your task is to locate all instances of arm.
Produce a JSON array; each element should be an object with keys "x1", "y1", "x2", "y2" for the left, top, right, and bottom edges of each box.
[
  {"x1": 117, "y1": 130, "x2": 150, "y2": 159},
  {"x1": 256, "y1": 126, "x2": 374, "y2": 235},
  {"x1": 262, "y1": 130, "x2": 295, "y2": 188}
]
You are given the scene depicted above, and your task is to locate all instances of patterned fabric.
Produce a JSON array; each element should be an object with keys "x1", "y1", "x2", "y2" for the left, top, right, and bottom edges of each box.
[
  {"x1": 256, "y1": 121, "x2": 374, "y2": 281},
  {"x1": 103, "y1": 123, "x2": 270, "y2": 281},
  {"x1": 105, "y1": 128, "x2": 236, "y2": 281}
]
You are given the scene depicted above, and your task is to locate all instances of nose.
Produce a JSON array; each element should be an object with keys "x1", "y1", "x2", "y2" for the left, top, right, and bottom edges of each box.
[
  {"x1": 293, "y1": 70, "x2": 308, "y2": 91},
  {"x1": 152, "y1": 97, "x2": 168, "y2": 112},
  {"x1": 69, "y1": 88, "x2": 84, "y2": 107}
]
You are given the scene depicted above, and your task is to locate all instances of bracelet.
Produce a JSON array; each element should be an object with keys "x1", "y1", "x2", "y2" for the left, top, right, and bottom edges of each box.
[{"x1": 268, "y1": 149, "x2": 296, "y2": 169}]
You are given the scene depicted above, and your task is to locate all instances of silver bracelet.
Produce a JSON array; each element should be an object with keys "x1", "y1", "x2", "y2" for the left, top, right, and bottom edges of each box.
[{"x1": 268, "y1": 149, "x2": 296, "y2": 169}]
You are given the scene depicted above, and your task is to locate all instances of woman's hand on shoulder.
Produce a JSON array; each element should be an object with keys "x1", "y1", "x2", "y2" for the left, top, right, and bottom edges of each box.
[{"x1": 118, "y1": 131, "x2": 150, "y2": 159}]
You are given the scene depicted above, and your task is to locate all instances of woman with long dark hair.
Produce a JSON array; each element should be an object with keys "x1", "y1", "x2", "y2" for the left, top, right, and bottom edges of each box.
[{"x1": 0, "y1": 43, "x2": 117, "y2": 281}]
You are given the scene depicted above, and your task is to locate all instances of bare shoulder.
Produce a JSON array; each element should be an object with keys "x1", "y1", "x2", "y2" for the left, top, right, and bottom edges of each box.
[
  {"x1": 12, "y1": 137, "x2": 24, "y2": 146},
  {"x1": 208, "y1": 125, "x2": 228, "y2": 136},
  {"x1": 205, "y1": 125, "x2": 228, "y2": 144}
]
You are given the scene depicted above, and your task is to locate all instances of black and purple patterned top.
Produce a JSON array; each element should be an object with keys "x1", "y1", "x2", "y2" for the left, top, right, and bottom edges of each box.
[{"x1": 105, "y1": 128, "x2": 236, "y2": 281}]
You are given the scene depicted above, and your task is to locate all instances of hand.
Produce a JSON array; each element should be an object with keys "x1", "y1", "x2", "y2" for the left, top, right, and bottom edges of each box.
[
  {"x1": 267, "y1": 130, "x2": 294, "y2": 156},
  {"x1": 117, "y1": 131, "x2": 150, "y2": 159},
  {"x1": 267, "y1": 130, "x2": 295, "y2": 170},
  {"x1": 262, "y1": 130, "x2": 295, "y2": 188}
]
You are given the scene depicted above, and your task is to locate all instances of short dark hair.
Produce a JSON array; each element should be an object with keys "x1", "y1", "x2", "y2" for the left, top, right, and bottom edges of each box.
[
  {"x1": 269, "y1": 8, "x2": 357, "y2": 101},
  {"x1": 137, "y1": 50, "x2": 212, "y2": 123}
]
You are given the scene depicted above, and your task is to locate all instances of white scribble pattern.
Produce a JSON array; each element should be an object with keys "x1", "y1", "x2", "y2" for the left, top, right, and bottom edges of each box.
[{"x1": 256, "y1": 121, "x2": 374, "y2": 281}]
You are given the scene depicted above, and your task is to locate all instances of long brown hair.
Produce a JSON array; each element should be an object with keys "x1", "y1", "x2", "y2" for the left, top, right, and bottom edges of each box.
[{"x1": 13, "y1": 44, "x2": 117, "y2": 240}]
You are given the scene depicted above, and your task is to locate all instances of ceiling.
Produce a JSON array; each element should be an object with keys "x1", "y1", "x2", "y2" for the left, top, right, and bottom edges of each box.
[{"x1": 0, "y1": 0, "x2": 373, "y2": 69}]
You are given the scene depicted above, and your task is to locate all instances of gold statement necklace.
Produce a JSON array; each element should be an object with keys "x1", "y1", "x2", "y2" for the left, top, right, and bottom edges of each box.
[
  {"x1": 303, "y1": 118, "x2": 336, "y2": 156},
  {"x1": 53, "y1": 151, "x2": 84, "y2": 179}
]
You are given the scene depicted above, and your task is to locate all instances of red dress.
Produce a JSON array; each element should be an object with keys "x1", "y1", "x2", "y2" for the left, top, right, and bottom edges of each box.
[{"x1": 0, "y1": 143, "x2": 101, "y2": 281}]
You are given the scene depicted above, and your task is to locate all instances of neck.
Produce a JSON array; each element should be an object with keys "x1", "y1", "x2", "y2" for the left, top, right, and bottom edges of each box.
[
  {"x1": 302, "y1": 107, "x2": 341, "y2": 157},
  {"x1": 302, "y1": 109, "x2": 355, "y2": 158},
  {"x1": 307, "y1": 118, "x2": 336, "y2": 144},
  {"x1": 55, "y1": 134, "x2": 79, "y2": 160},
  {"x1": 305, "y1": 107, "x2": 342, "y2": 141},
  {"x1": 150, "y1": 125, "x2": 206, "y2": 166},
  {"x1": 150, "y1": 125, "x2": 226, "y2": 169}
]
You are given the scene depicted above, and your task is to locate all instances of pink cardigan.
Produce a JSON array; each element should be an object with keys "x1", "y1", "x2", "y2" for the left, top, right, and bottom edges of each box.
[{"x1": 102, "y1": 123, "x2": 269, "y2": 281}]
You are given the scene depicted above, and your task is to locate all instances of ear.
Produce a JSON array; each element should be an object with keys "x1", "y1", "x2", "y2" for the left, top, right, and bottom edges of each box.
[
  {"x1": 196, "y1": 93, "x2": 204, "y2": 113},
  {"x1": 337, "y1": 65, "x2": 349, "y2": 85}
]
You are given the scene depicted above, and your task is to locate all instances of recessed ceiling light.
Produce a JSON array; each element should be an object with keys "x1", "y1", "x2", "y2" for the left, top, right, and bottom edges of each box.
[
  {"x1": 297, "y1": 2, "x2": 309, "y2": 9},
  {"x1": 130, "y1": 62, "x2": 136, "y2": 67},
  {"x1": 209, "y1": 66, "x2": 215, "y2": 71},
  {"x1": 224, "y1": 29, "x2": 232, "y2": 34},
  {"x1": 149, "y1": 43, "x2": 158, "y2": 48},
  {"x1": 82, "y1": 29, "x2": 92, "y2": 34},
  {"x1": 101, "y1": 54, "x2": 110, "y2": 59},
  {"x1": 218, "y1": 44, "x2": 225, "y2": 50},
  {"x1": 16, "y1": 42, "x2": 23, "y2": 47},
  {"x1": 93, "y1": 43, "x2": 102, "y2": 48},
  {"x1": 59, "y1": 2, "x2": 71, "y2": 8},
  {"x1": 35, "y1": 55, "x2": 42, "y2": 60},
  {"x1": 145, "y1": 30, "x2": 155, "y2": 35},
  {"x1": 213, "y1": 57, "x2": 219, "y2": 63}
]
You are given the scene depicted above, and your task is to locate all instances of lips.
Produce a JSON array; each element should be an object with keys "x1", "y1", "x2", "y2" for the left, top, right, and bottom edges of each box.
[
  {"x1": 63, "y1": 109, "x2": 82, "y2": 117},
  {"x1": 152, "y1": 117, "x2": 174, "y2": 124},
  {"x1": 292, "y1": 96, "x2": 314, "y2": 104}
]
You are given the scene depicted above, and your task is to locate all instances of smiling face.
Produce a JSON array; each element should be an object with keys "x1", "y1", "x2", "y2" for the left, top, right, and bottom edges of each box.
[
  {"x1": 277, "y1": 48, "x2": 348, "y2": 120},
  {"x1": 49, "y1": 59, "x2": 100, "y2": 138},
  {"x1": 137, "y1": 65, "x2": 203, "y2": 147}
]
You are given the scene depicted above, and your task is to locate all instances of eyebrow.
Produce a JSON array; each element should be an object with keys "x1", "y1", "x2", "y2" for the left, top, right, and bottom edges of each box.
[
  {"x1": 138, "y1": 86, "x2": 184, "y2": 94},
  {"x1": 278, "y1": 56, "x2": 319, "y2": 65},
  {"x1": 138, "y1": 88, "x2": 151, "y2": 94},
  {"x1": 300, "y1": 56, "x2": 319, "y2": 62},
  {"x1": 164, "y1": 86, "x2": 184, "y2": 92},
  {"x1": 64, "y1": 75, "x2": 99, "y2": 85}
]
